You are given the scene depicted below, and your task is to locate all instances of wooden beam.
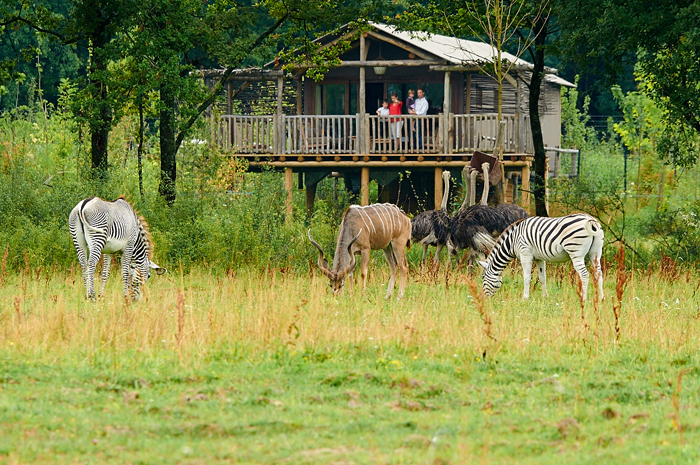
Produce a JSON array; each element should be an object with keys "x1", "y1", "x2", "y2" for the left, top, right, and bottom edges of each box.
[
  {"x1": 198, "y1": 68, "x2": 284, "y2": 81},
  {"x1": 227, "y1": 81, "x2": 233, "y2": 114},
  {"x1": 430, "y1": 64, "x2": 559, "y2": 73},
  {"x1": 337, "y1": 60, "x2": 445, "y2": 67},
  {"x1": 359, "y1": 35, "x2": 366, "y2": 153},
  {"x1": 284, "y1": 167, "x2": 294, "y2": 220},
  {"x1": 503, "y1": 73, "x2": 518, "y2": 88},
  {"x1": 247, "y1": 160, "x2": 533, "y2": 168},
  {"x1": 443, "y1": 71, "x2": 451, "y2": 154},
  {"x1": 360, "y1": 167, "x2": 370, "y2": 206},
  {"x1": 443, "y1": 71, "x2": 451, "y2": 115},
  {"x1": 465, "y1": 74, "x2": 471, "y2": 114},
  {"x1": 434, "y1": 167, "x2": 443, "y2": 210},
  {"x1": 277, "y1": 76, "x2": 284, "y2": 115},
  {"x1": 296, "y1": 79, "x2": 303, "y2": 115}
]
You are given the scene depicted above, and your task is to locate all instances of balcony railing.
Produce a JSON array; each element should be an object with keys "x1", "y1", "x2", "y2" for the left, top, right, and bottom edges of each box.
[{"x1": 213, "y1": 112, "x2": 533, "y2": 158}]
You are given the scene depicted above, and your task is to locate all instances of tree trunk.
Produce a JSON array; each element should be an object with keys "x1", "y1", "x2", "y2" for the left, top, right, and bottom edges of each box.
[
  {"x1": 528, "y1": 15, "x2": 548, "y2": 217},
  {"x1": 159, "y1": 84, "x2": 177, "y2": 205},
  {"x1": 89, "y1": 34, "x2": 111, "y2": 180}
]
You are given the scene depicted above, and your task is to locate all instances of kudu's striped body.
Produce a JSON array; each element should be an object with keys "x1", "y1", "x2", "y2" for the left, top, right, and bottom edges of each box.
[
  {"x1": 479, "y1": 214, "x2": 604, "y2": 300},
  {"x1": 309, "y1": 203, "x2": 411, "y2": 299},
  {"x1": 69, "y1": 197, "x2": 166, "y2": 300}
]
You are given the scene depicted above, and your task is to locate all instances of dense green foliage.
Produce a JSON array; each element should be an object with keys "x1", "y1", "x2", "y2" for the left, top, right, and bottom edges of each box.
[{"x1": 556, "y1": 0, "x2": 700, "y2": 167}]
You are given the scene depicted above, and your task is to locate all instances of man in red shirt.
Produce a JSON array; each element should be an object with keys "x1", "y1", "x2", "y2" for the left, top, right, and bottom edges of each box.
[{"x1": 389, "y1": 92, "x2": 403, "y2": 151}]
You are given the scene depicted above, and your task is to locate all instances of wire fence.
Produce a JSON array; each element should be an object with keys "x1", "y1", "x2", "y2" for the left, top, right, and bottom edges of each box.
[{"x1": 549, "y1": 148, "x2": 700, "y2": 207}]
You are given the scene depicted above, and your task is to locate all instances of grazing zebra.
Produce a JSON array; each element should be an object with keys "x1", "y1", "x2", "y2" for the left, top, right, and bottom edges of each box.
[
  {"x1": 479, "y1": 214, "x2": 604, "y2": 300},
  {"x1": 449, "y1": 203, "x2": 529, "y2": 258},
  {"x1": 69, "y1": 197, "x2": 166, "y2": 300}
]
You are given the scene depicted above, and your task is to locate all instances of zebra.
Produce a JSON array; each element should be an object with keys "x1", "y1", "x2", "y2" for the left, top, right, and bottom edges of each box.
[
  {"x1": 69, "y1": 197, "x2": 166, "y2": 300},
  {"x1": 479, "y1": 213, "x2": 604, "y2": 300}
]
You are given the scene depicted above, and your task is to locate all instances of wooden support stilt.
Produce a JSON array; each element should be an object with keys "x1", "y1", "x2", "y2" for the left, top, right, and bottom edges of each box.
[
  {"x1": 434, "y1": 167, "x2": 443, "y2": 210},
  {"x1": 361, "y1": 167, "x2": 370, "y2": 206},
  {"x1": 521, "y1": 163, "x2": 531, "y2": 213},
  {"x1": 305, "y1": 182, "x2": 317, "y2": 218}
]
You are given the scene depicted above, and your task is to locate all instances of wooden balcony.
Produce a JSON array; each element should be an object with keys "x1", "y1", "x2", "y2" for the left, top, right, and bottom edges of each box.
[{"x1": 212, "y1": 112, "x2": 533, "y2": 168}]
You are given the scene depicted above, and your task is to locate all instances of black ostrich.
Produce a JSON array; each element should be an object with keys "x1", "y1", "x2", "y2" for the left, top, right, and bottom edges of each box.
[
  {"x1": 495, "y1": 202, "x2": 529, "y2": 226},
  {"x1": 410, "y1": 170, "x2": 453, "y2": 267},
  {"x1": 448, "y1": 203, "x2": 529, "y2": 263}
]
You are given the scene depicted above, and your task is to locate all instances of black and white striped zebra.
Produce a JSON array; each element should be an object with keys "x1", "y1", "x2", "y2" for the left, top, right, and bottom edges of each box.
[
  {"x1": 478, "y1": 214, "x2": 604, "y2": 300},
  {"x1": 69, "y1": 197, "x2": 166, "y2": 300}
]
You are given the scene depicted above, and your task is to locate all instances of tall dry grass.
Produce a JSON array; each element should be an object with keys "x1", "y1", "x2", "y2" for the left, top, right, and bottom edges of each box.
[{"x1": 0, "y1": 263, "x2": 699, "y2": 361}]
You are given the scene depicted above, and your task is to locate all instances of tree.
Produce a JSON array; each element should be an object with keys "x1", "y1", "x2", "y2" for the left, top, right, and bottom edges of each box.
[
  {"x1": 393, "y1": 0, "x2": 554, "y2": 215},
  {"x1": 555, "y1": 0, "x2": 700, "y2": 167},
  {"x1": 119, "y1": 0, "x2": 387, "y2": 204},
  {"x1": 3, "y1": 0, "x2": 136, "y2": 180},
  {"x1": 0, "y1": 0, "x2": 86, "y2": 112}
]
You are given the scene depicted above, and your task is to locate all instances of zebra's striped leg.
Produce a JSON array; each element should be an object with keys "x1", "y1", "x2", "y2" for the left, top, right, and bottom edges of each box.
[
  {"x1": 571, "y1": 257, "x2": 590, "y2": 301},
  {"x1": 536, "y1": 259, "x2": 548, "y2": 297},
  {"x1": 121, "y1": 246, "x2": 135, "y2": 299},
  {"x1": 520, "y1": 254, "x2": 534, "y2": 299},
  {"x1": 85, "y1": 244, "x2": 104, "y2": 301},
  {"x1": 98, "y1": 254, "x2": 112, "y2": 297},
  {"x1": 69, "y1": 217, "x2": 90, "y2": 298}
]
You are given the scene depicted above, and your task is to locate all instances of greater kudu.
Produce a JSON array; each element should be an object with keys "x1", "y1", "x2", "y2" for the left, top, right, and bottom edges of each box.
[{"x1": 308, "y1": 203, "x2": 412, "y2": 299}]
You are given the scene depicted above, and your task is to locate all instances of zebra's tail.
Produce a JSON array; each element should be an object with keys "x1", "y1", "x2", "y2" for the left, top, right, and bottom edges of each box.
[{"x1": 583, "y1": 218, "x2": 604, "y2": 238}]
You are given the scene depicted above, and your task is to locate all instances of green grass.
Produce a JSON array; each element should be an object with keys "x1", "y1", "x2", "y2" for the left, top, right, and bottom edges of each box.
[
  {"x1": 1, "y1": 264, "x2": 699, "y2": 464},
  {"x1": 1, "y1": 348, "x2": 698, "y2": 464}
]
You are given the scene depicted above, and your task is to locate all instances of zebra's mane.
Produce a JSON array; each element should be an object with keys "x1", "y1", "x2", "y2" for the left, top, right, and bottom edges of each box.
[
  {"x1": 136, "y1": 215, "x2": 154, "y2": 260},
  {"x1": 493, "y1": 217, "x2": 526, "y2": 242},
  {"x1": 112, "y1": 195, "x2": 154, "y2": 260}
]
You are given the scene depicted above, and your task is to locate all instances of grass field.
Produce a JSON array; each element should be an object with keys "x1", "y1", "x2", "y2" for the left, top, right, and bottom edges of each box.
[{"x1": 1, "y1": 259, "x2": 699, "y2": 464}]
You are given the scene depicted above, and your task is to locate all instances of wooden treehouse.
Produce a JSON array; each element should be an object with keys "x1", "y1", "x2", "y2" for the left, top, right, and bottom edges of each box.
[{"x1": 206, "y1": 23, "x2": 575, "y2": 215}]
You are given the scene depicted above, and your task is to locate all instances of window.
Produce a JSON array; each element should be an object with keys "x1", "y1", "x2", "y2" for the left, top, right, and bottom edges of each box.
[
  {"x1": 419, "y1": 83, "x2": 445, "y2": 114},
  {"x1": 323, "y1": 84, "x2": 346, "y2": 115}
]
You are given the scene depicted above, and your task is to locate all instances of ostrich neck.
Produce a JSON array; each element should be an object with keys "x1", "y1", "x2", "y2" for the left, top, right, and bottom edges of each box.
[{"x1": 440, "y1": 176, "x2": 450, "y2": 211}]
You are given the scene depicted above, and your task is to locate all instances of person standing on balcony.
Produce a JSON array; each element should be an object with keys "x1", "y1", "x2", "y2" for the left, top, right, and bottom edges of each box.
[
  {"x1": 389, "y1": 92, "x2": 403, "y2": 151},
  {"x1": 376, "y1": 99, "x2": 390, "y2": 116},
  {"x1": 406, "y1": 89, "x2": 415, "y2": 113},
  {"x1": 376, "y1": 99, "x2": 390, "y2": 141},
  {"x1": 414, "y1": 88, "x2": 429, "y2": 149},
  {"x1": 406, "y1": 89, "x2": 416, "y2": 134}
]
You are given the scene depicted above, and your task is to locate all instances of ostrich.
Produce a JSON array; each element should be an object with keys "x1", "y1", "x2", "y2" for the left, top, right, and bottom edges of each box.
[
  {"x1": 448, "y1": 167, "x2": 529, "y2": 264},
  {"x1": 410, "y1": 170, "x2": 453, "y2": 268}
]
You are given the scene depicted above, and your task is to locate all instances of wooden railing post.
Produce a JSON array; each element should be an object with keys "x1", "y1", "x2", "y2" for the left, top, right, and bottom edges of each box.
[
  {"x1": 363, "y1": 113, "x2": 370, "y2": 155},
  {"x1": 448, "y1": 113, "x2": 455, "y2": 154}
]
